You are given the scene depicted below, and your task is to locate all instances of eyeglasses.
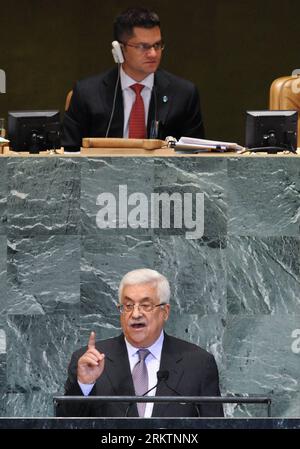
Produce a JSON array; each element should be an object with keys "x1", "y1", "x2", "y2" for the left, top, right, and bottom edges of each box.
[
  {"x1": 122, "y1": 41, "x2": 165, "y2": 53},
  {"x1": 118, "y1": 302, "x2": 167, "y2": 314}
]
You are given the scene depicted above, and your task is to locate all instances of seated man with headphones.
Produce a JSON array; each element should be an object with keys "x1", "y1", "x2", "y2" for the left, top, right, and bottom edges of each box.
[{"x1": 62, "y1": 7, "x2": 205, "y2": 151}]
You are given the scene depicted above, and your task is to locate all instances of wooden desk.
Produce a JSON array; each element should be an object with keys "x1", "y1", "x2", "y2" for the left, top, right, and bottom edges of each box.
[{"x1": 1, "y1": 145, "x2": 300, "y2": 157}]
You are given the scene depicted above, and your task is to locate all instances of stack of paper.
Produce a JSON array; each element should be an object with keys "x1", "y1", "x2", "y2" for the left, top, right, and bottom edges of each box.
[
  {"x1": 0, "y1": 137, "x2": 9, "y2": 145},
  {"x1": 174, "y1": 137, "x2": 244, "y2": 152}
]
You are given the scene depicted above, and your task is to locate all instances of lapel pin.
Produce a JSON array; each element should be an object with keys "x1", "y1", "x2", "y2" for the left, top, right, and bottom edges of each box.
[{"x1": 162, "y1": 96, "x2": 168, "y2": 103}]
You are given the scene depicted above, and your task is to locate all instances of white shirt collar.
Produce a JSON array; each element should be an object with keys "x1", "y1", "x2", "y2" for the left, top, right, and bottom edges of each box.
[
  {"x1": 125, "y1": 330, "x2": 164, "y2": 360},
  {"x1": 120, "y1": 66, "x2": 154, "y2": 91}
]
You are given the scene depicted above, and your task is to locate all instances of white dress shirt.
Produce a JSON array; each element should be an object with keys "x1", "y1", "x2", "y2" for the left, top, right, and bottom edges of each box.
[
  {"x1": 120, "y1": 67, "x2": 154, "y2": 138},
  {"x1": 78, "y1": 331, "x2": 164, "y2": 418}
]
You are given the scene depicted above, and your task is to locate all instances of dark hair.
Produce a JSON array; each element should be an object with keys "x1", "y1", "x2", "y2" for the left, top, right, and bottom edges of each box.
[{"x1": 113, "y1": 7, "x2": 160, "y2": 42}]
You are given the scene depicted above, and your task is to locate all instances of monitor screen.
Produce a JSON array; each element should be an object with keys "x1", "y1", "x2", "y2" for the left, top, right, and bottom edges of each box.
[
  {"x1": 245, "y1": 110, "x2": 298, "y2": 153},
  {"x1": 8, "y1": 110, "x2": 61, "y2": 153}
]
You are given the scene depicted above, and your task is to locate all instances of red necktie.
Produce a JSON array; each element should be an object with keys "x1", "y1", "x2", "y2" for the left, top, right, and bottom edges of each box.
[{"x1": 129, "y1": 83, "x2": 146, "y2": 139}]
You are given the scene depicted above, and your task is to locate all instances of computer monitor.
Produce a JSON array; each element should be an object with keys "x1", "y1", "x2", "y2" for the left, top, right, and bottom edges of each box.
[
  {"x1": 8, "y1": 110, "x2": 61, "y2": 153},
  {"x1": 245, "y1": 110, "x2": 298, "y2": 153}
]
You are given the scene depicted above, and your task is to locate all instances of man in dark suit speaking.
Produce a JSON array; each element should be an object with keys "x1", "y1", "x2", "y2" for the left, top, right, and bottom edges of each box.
[
  {"x1": 63, "y1": 269, "x2": 223, "y2": 417},
  {"x1": 62, "y1": 7, "x2": 205, "y2": 151}
]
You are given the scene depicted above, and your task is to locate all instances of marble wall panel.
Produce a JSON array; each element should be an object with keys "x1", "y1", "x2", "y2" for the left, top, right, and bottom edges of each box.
[
  {"x1": 79, "y1": 314, "x2": 121, "y2": 348},
  {"x1": 80, "y1": 234, "x2": 154, "y2": 318},
  {"x1": 228, "y1": 158, "x2": 300, "y2": 236},
  {"x1": 6, "y1": 236, "x2": 80, "y2": 314},
  {"x1": 156, "y1": 236, "x2": 227, "y2": 315},
  {"x1": 0, "y1": 155, "x2": 299, "y2": 418},
  {"x1": 81, "y1": 158, "x2": 154, "y2": 236},
  {"x1": 165, "y1": 313, "x2": 225, "y2": 370},
  {"x1": 0, "y1": 236, "x2": 7, "y2": 325},
  {"x1": 153, "y1": 158, "x2": 227, "y2": 238},
  {"x1": 5, "y1": 314, "x2": 79, "y2": 416},
  {"x1": 227, "y1": 236, "x2": 300, "y2": 314},
  {"x1": 4, "y1": 392, "x2": 55, "y2": 417},
  {"x1": 223, "y1": 315, "x2": 300, "y2": 417},
  {"x1": 0, "y1": 393, "x2": 6, "y2": 416},
  {"x1": 6, "y1": 158, "x2": 80, "y2": 236},
  {"x1": 0, "y1": 160, "x2": 7, "y2": 234}
]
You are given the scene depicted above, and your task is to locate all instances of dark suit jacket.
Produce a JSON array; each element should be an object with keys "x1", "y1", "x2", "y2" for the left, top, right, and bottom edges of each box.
[
  {"x1": 62, "y1": 67, "x2": 205, "y2": 150},
  {"x1": 61, "y1": 333, "x2": 223, "y2": 418}
]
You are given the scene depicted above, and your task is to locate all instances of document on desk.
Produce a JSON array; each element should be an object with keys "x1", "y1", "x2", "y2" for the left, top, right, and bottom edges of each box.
[
  {"x1": 0, "y1": 137, "x2": 9, "y2": 144},
  {"x1": 174, "y1": 136, "x2": 244, "y2": 152}
]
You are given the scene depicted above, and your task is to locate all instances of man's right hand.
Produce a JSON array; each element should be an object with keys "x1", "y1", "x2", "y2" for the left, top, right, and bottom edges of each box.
[{"x1": 77, "y1": 331, "x2": 105, "y2": 384}]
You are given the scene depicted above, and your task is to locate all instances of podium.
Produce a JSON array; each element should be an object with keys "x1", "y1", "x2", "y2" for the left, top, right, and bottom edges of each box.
[{"x1": 53, "y1": 395, "x2": 272, "y2": 418}]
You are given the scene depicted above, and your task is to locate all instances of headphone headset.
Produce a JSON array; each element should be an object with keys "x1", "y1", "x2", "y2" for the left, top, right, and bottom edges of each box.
[
  {"x1": 111, "y1": 41, "x2": 124, "y2": 64},
  {"x1": 105, "y1": 41, "x2": 123, "y2": 136}
]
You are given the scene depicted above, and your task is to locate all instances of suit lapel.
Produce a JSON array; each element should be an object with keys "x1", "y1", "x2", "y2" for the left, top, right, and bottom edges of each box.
[
  {"x1": 147, "y1": 70, "x2": 172, "y2": 136},
  {"x1": 97, "y1": 334, "x2": 138, "y2": 416},
  {"x1": 102, "y1": 334, "x2": 135, "y2": 393},
  {"x1": 152, "y1": 333, "x2": 184, "y2": 417},
  {"x1": 102, "y1": 68, "x2": 124, "y2": 137}
]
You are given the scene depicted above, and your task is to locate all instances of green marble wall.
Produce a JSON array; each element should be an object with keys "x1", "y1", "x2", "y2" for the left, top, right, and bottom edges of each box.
[{"x1": 0, "y1": 155, "x2": 299, "y2": 417}]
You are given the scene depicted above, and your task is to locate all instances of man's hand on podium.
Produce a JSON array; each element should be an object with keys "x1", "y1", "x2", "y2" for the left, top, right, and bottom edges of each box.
[{"x1": 77, "y1": 332, "x2": 105, "y2": 384}]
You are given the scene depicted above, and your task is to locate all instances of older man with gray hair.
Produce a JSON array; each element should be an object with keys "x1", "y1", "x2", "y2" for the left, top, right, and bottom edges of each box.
[{"x1": 63, "y1": 268, "x2": 223, "y2": 417}]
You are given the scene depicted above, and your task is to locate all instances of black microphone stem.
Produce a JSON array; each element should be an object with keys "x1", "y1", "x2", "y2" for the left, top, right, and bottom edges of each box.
[
  {"x1": 124, "y1": 370, "x2": 168, "y2": 417},
  {"x1": 161, "y1": 373, "x2": 201, "y2": 418}
]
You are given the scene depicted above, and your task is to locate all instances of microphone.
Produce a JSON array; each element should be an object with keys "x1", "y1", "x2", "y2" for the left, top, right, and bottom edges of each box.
[
  {"x1": 149, "y1": 85, "x2": 160, "y2": 139},
  {"x1": 142, "y1": 370, "x2": 169, "y2": 396},
  {"x1": 124, "y1": 369, "x2": 169, "y2": 417}
]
